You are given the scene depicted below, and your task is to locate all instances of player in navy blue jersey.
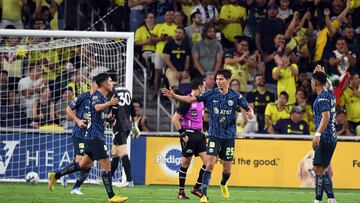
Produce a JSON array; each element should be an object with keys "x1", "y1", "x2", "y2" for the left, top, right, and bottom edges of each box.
[
  {"x1": 311, "y1": 65, "x2": 337, "y2": 203},
  {"x1": 66, "y1": 82, "x2": 96, "y2": 195},
  {"x1": 48, "y1": 73, "x2": 128, "y2": 203},
  {"x1": 162, "y1": 69, "x2": 254, "y2": 203},
  {"x1": 47, "y1": 79, "x2": 97, "y2": 195}
]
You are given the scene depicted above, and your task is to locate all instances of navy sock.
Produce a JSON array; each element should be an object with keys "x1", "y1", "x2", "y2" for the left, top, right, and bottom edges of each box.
[
  {"x1": 221, "y1": 172, "x2": 231, "y2": 185},
  {"x1": 102, "y1": 171, "x2": 115, "y2": 199},
  {"x1": 323, "y1": 172, "x2": 335, "y2": 198},
  {"x1": 122, "y1": 155, "x2": 132, "y2": 182},
  {"x1": 73, "y1": 168, "x2": 91, "y2": 189},
  {"x1": 179, "y1": 167, "x2": 188, "y2": 191},
  {"x1": 201, "y1": 170, "x2": 212, "y2": 196},
  {"x1": 111, "y1": 156, "x2": 120, "y2": 176},
  {"x1": 195, "y1": 165, "x2": 206, "y2": 190},
  {"x1": 55, "y1": 162, "x2": 81, "y2": 179},
  {"x1": 315, "y1": 174, "x2": 325, "y2": 201}
]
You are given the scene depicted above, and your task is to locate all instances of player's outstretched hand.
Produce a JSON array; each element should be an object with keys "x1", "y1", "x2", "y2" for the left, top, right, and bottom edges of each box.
[
  {"x1": 314, "y1": 65, "x2": 326, "y2": 74},
  {"x1": 76, "y1": 119, "x2": 87, "y2": 128},
  {"x1": 161, "y1": 88, "x2": 175, "y2": 99},
  {"x1": 312, "y1": 136, "x2": 320, "y2": 150},
  {"x1": 131, "y1": 121, "x2": 141, "y2": 139},
  {"x1": 246, "y1": 107, "x2": 255, "y2": 120},
  {"x1": 109, "y1": 95, "x2": 119, "y2": 106}
]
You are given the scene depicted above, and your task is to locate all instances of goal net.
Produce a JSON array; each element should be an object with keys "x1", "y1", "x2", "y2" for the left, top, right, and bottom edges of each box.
[{"x1": 0, "y1": 29, "x2": 134, "y2": 183}]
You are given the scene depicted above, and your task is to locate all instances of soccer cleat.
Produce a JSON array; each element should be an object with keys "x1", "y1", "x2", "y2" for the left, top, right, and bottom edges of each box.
[
  {"x1": 328, "y1": 199, "x2": 337, "y2": 203},
  {"x1": 200, "y1": 195, "x2": 208, "y2": 203},
  {"x1": 191, "y1": 188, "x2": 203, "y2": 198},
  {"x1": 48, "y1": 172, "x2": 56, "y2": 191},
  {"x1": 115, "y1": 181, "x2": 134, "y2": 188},
  {"x1": 70, "y1": 188, "x2": 84, "y2": 195},
  {"x1": 177, "y1": 191, "x2": 190, "y2": 200},
  {"x1": 220, "y1": 184, "x2": 230, "y2": 199},
  {"x1": 108, "y1": 195, "x2": 128, "y2": 203}
]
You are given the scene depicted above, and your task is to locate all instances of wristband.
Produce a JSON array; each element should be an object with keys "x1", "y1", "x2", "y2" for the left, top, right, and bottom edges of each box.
[
  {"x1": 178, "y1": 128, "x2": 186, "y2": 138},
  {"x1": 315, "y1": 132, "x2": 321, "y2": 137}
]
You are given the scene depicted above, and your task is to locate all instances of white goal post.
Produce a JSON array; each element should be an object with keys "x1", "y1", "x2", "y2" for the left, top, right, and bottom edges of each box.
[{"x1": 0, "y1": 29, "x2": 134, "y2": 183}]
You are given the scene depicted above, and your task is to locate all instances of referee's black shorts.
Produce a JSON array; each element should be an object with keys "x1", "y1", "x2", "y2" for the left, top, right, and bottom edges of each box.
[{"x1": 180, "y1": 130, "x2": 207, "y2": 157}]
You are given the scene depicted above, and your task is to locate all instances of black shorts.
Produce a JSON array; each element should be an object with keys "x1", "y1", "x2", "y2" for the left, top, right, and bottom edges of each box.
[
  {"x1": 207, "y1": 137, "x2": 235, "y2": 161},
  {"x1": 113, "y1": 130, "x2": 130, "y2": 145},
  {"x1": 180, "y1": 130, "x2": 207, "y2": 157},
  {"x1": 72, "y1": 137, "x2": 85, "y2": 156},
  {"x1": 84, "y1": 138, "x2": 109, "y2": 161},
  {"x1": 313, "y1": 139, "x2": 337, "y2": 168}
]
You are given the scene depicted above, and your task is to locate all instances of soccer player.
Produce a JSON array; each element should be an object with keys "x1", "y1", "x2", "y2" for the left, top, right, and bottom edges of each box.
[
  {"x1": 162, "y1": 69, "x2": 254, "y2": 203},
  {"x1": 48, "y1": 73, "x2": 128, "y2": 203},
  {"x1": 110, "y1": 81, "x2": 140, "y2": 187},
  {"x1": 172, "y1": 78, "x2": 207, "y2": 199},
  {"x1": 311, "y1": 65, "x2": 337, "y2": 203},
  {"x1": 66, "y1": 81, "x2": 97, "y2": 195}
]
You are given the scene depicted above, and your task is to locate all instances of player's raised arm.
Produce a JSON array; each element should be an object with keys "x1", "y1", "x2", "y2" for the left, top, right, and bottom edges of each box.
[{"x1": 161, "y1": 88, "x2": 197, "y2": 104}]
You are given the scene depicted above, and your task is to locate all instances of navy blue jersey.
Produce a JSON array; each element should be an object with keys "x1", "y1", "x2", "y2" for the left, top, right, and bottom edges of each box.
[
  {"x1": 313, "y1": 89, "x2": 337, "y2": 143},
  {"x1": 68, "y1": 92, "x2": 92, "y2": 139},
  {"x1": 196, "y1": 88, "x2": 250, "y2": 139},
  {"x1": 85, "y1": 90, "x2": 110, "y2": 141},
  {"x1": 273, "y1": 118, "x2": 310, "y2": 135}
]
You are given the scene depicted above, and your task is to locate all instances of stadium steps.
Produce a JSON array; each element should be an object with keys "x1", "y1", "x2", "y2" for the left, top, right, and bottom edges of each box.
[{"x1": 132, "y1": 67, "x2": 173, "y2": 132}]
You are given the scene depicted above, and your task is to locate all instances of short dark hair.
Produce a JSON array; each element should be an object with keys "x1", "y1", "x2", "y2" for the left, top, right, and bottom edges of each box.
[
  {"x1": 177, "y1": 26, "x2": 185, "y2": 33},
  {"x1": 255, "y1": 73, "x2": 264, "y2": 78},
  {"x1": 296, "y1": 88, "x2": 308, "y2": 98},
  {"x1": 215, "y1": 69, "x2": 232, "y2": 80},
  {"x1": 0, "y1": 69, "x2": 8, "y2": 75},
  {"x1": 279, "y1": 91, "x2": 289, "y2": 100},
  {"x1": 107, "y1": 70, "x2": 118, "y2": 82},
  {"x1": 191, "y1": 78, "x2": 204, "y2": 90},
  {"x1": 312, "y1": 72, "x2": 327, "y2": 85},
  {"x1": 94, "y1": 73, "x2": 110, "y2": 86},
  {"x1": 132, "y1": 99, "x2": 142, "y2": 108}
]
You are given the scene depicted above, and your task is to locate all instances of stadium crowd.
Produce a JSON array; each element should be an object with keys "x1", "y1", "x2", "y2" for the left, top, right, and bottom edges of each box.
[{"x1": 0, "y1": 0, "x2": 359, "y2": 135}]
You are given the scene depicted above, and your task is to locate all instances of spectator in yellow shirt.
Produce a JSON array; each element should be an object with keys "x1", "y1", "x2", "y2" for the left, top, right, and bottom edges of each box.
[
  {"x1": 151, "y1": 10, "x2": 177, "y2": 98},
  {"x1": 135, "y1": 12, "x2": 156, "y2": 69},
  {"x1": 339, "y1": 72, "x2": 360, "y2": 135},
  {"x1": 272, "y1": 52, "x2": 298, "y2": 105},
  {"x1": 218, "y1": 0, "x2": 246, "y2": 48},
  {"x1": 265, "y1": 91, "x2": 291, "y2": 133}
]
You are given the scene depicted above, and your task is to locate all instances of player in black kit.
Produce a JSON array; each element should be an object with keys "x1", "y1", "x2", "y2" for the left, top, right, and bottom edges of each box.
[{"x1": 110, "y1": 79, "x2": 140, "y2": 187}]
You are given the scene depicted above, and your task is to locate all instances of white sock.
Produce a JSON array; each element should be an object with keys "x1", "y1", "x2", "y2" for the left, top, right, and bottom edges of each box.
[
  {"x1": 328, "y1": 198, "x2": 337, "y2": 203},
  {"x1": 314, "y1": 200, "x2": 322, "y2": 203}
]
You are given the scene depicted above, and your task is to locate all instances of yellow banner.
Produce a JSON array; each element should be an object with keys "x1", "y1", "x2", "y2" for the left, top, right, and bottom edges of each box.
[{"x1": 145, "y1": 137, "x2": 360, "y2": 189}]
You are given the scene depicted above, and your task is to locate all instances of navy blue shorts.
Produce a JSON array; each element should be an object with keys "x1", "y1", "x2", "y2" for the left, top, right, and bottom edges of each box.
[
  {"x1": 313, "y1": 139, "x2": 337, "y2": 168},
  {"x1": 84, "y1": 138, "x2": 109, "y2": 161},
  {"x1": 72, "y1": 137, "x2": 85, "y2": 156},
  {"x1": 207, "y1": 137, "x2": 235, "y2": 161}
]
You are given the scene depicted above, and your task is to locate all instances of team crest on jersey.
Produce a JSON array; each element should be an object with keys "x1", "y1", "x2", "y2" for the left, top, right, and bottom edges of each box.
[
  {"x1": 213, "y1": 108, "x2": 219, "y2": 114},
  {"x1": 266, "y1": 96, "x2": 270, "y2": 101},
  {"x1": 228, "y1": 100, "x2": 234, "y2": 106},
  {"x1": 300, "y1": 124, "x2": 304, "y2": 130},
  {"x1": 192, "y1": 103, "x2": 198, "y2": 108}
]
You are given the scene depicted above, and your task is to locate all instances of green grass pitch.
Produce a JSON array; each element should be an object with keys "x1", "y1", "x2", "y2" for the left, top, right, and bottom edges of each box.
[{"x1": 1, "y1": 183, "x2": 359, "y2": 203}]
